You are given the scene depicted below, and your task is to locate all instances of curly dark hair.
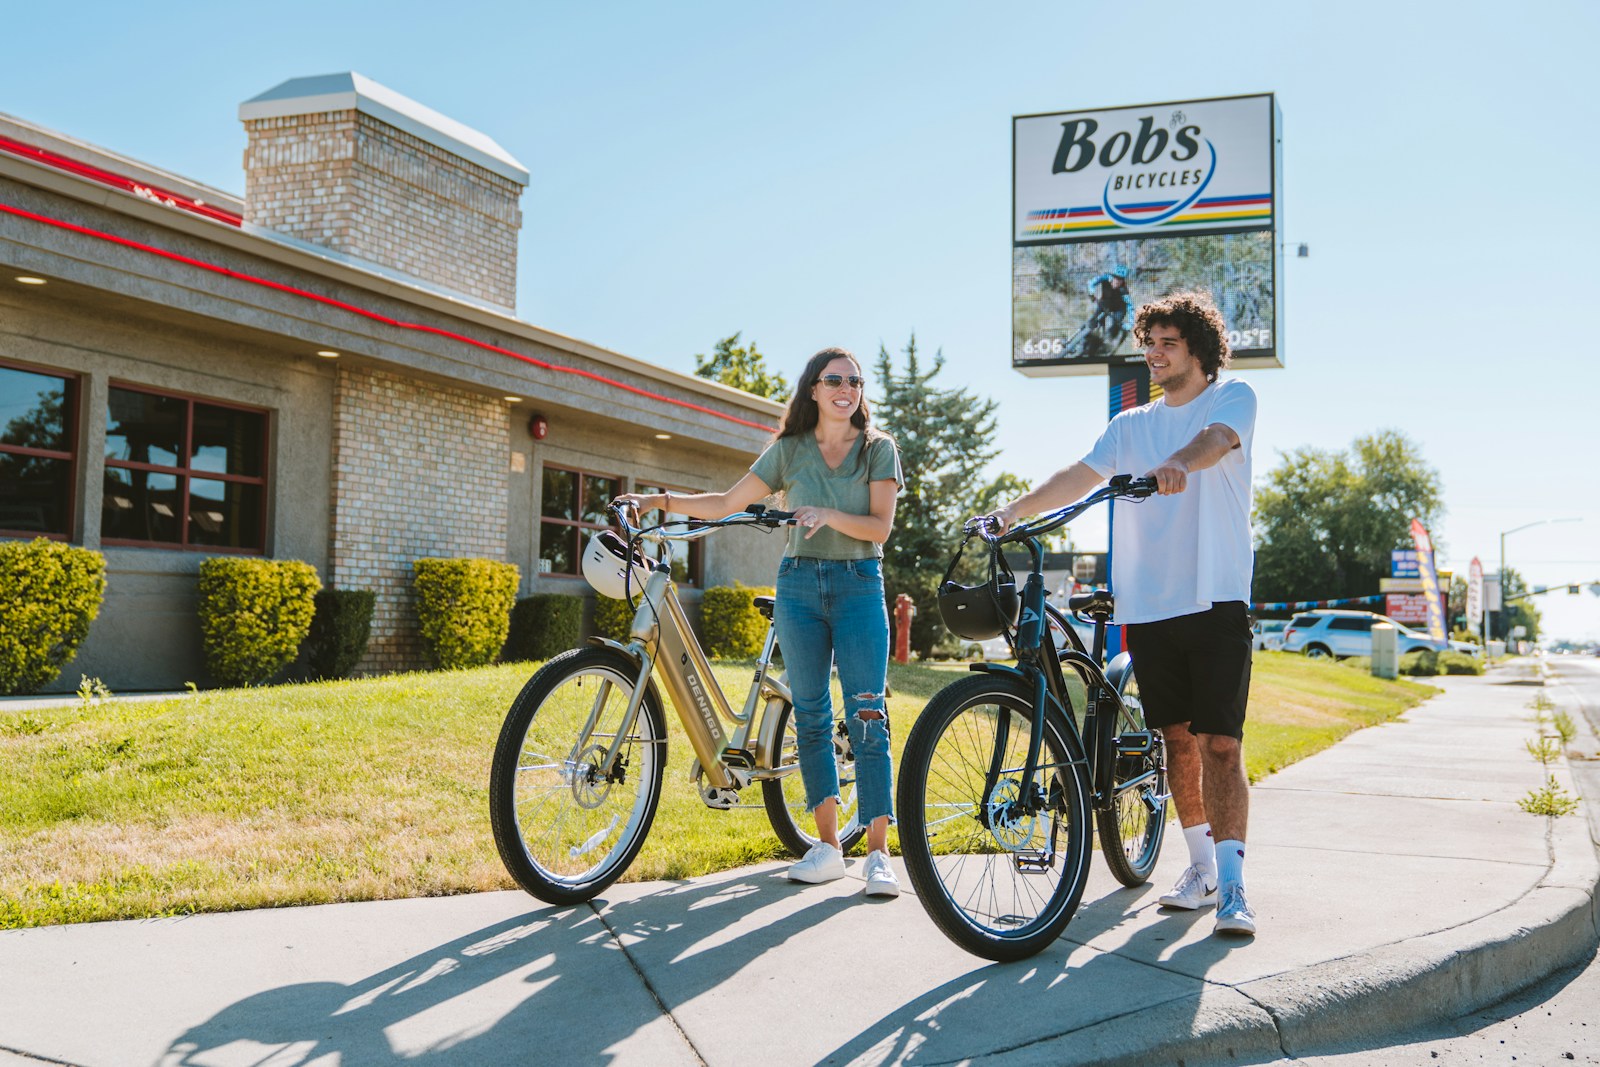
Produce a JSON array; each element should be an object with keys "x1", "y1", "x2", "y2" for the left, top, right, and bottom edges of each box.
[
  {"x1": 776, "y1": 347, "x2": 873, "y2": 439},
  {"x1": 1133, "y1": 290, "x2": 1232, "y2": 382}
]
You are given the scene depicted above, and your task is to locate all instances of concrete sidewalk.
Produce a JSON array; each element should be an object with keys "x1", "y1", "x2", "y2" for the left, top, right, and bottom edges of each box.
[{"x1": 2, "y1": 669, "x2": 1596, "y2": 1066}]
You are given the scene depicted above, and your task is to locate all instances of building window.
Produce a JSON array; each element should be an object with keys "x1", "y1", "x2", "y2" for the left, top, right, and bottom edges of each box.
[
  {"x1": 102, "y1": 385, "x2": 268, "y2": 551},
  {"x1": 0, "y1": 360, "x2": 77, "y2": 538},
  {"x1": 636, "y1": 483, "x2": 705, "y2": 586},
  {"x1": 539, "y1": 465, "x2": 620, "y2": 576}
]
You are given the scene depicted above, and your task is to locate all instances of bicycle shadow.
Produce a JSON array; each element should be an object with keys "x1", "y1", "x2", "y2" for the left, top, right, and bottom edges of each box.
[
  {"x1": 816, "y1": 891, "x2": 1248, "y2": 1066},
  {"x1": 157, "y1": 869, "x2": 852, "y2": 1067}
]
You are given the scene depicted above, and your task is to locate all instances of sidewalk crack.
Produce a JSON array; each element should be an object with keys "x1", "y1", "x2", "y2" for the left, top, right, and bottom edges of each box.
[{"x1": 586, "y1": 901, "x2": 709, "y2": 1066}]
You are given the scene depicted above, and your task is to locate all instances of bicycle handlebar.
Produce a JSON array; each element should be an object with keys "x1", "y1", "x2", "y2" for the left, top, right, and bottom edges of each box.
[
  {"x1": 608, "y1": 499, "x2": 796, "y2": 541},
  {"x1": 964, "y1": 475, "x2": 1158, "y2": 545}
]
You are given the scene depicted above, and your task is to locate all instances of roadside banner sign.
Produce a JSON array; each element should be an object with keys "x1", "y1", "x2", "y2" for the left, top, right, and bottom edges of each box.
[
  {"x1": 1467, "y1": 558, "x2": 1484, "y2": 635},
  {"x1": 1408, "y1": 519, "x2": 1449, "y2": 646}
]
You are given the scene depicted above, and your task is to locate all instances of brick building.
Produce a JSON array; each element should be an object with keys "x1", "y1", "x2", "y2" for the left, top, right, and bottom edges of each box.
[{"x1": 0, "y1": 73, "x2": 783, "y2": 690}]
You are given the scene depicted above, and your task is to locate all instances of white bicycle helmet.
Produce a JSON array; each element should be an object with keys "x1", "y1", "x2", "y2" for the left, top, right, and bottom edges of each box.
[{"x1": 581, "y1": 530, "x2": 655, "y2": 599}]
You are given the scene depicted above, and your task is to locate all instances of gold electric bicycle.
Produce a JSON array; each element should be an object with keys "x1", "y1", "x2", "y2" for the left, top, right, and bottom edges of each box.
[{"x1": 489, "y1": 503, "x2": 865, "y2": 904}]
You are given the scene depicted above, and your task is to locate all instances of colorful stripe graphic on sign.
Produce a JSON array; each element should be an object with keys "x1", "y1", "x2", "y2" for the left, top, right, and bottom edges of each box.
[{"x1": 1024, "y1": 194, "x2": 1272, "y2": 238}]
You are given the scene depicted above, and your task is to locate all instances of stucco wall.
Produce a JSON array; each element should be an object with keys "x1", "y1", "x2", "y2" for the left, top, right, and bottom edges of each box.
[{"x1": 0, "y1": 285, "x2": 336, "y2": 691}]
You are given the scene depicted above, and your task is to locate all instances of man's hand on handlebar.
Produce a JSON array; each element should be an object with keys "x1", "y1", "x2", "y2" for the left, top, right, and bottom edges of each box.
[{"x1": 1145, "y1": 462, "x2": 1189, "y2": 496}]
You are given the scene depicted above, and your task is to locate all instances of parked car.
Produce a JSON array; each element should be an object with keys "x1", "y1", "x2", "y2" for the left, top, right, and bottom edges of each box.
[
  {"x1": 1252, "y1": 618, "x2": 1288, "y2": 651},
  {"x1": 1281, "y1": 610, "x2": 1481, "y2": 659}
]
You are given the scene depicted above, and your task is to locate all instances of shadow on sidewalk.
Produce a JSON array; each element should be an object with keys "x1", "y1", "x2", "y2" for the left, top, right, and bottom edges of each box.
[
  {"x1": 818, "y1": 893, "x2": 1248, "y2": 1065},
  {"x1": 158, "y1": 874, "x2": 850, "y2": 1066}
]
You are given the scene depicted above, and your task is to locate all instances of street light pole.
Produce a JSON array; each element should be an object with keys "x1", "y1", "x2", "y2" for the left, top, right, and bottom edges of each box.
[{"x1": 1497, "y1": 517, "x2": 1582, "y2": 654}]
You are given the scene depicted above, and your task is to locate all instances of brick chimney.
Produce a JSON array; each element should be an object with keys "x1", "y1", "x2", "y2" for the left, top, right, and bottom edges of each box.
[{"x1": 239, "y1": 73, "x2": 529, "y2": 310}]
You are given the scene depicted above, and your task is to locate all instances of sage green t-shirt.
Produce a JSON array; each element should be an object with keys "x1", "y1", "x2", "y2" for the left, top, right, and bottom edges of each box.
[{"x1": 750, "y1": 431, "x2": 903, "y2": 559}]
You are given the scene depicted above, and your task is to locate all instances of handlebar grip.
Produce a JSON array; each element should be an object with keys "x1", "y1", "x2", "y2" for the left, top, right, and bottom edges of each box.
[{"x1": 764, "y1": 509, "x2": 798, "y2": 526}]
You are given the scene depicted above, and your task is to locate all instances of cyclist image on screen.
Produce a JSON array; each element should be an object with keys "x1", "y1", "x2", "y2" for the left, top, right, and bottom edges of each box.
[
  {"x1": 983, "y1": 290, "x2": 1260, "y2": 936},
  {"x1": 1069, "y1": 265, "x2": 1134, "y2": 359},
  {"x1": 617, "y1": 347, "x2": 905, "y2": 898}
]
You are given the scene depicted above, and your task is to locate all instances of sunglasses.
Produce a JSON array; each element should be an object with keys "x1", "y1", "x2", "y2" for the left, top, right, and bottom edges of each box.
[{"x1": 817, "y1": 374, "x2": 865, "y2": 390}]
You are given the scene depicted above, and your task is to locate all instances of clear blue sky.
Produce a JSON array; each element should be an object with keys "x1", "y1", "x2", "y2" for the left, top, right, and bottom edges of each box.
[{"x1": 6, "y1": 1, "x2": 1597, "y2": 639}]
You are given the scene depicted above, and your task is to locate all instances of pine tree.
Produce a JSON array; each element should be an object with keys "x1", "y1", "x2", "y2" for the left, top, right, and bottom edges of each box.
[{"x1": 873, "y1": 335, "x2": 1022, "y2": 656}]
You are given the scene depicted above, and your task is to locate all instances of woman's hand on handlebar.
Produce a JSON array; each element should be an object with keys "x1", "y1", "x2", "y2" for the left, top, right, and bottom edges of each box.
[{"x1": 613, "y1": 492, "x2": 662, "y2": 515}]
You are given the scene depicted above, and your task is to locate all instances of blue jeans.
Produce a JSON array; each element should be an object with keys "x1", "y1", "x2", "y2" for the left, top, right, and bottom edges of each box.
[{"x1": 772, "y1": 556, "x2": 893, "y2": 824}]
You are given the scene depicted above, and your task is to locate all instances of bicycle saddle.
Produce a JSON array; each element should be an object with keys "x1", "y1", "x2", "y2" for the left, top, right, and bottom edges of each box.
[
  {"x1": 753, "y1": 595, "x2": 776, "y2": 619},
  {"x1": 1068, "y1": 590, "x2": 1114, "y2": 618}
]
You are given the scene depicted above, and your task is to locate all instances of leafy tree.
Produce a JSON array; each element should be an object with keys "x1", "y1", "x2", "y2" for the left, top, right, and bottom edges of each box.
[
  {"x1": 693, "y1": 333, "x2": 789, "y2": 399},
  {"x1": 873, "y1": 335, "x2": 1022, "y2": 656},
  {"x1": 1498, "y1": 567, "x2": 1543, "y2": 644},
  {"x1": 1252, "y1": 429, "x2": 1444, "y2": 604}
]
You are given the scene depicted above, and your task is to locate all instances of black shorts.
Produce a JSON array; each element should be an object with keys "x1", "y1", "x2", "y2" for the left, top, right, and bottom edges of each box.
[{"x1": 1123, "y1": 601, "x2": 1252, "y2": 740}]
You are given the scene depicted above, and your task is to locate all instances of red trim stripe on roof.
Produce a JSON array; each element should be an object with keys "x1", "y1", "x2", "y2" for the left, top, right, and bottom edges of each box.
[
  {"x1": 0, "y1": 135, "x2": 245, "y2": 227},
  {"x1": 0, "y1": 200, "x2": 775, "y2": 432}
]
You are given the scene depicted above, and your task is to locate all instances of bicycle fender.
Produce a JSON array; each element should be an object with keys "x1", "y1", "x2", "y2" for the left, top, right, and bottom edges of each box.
[
  {"x1": 968, "y1": 662, "x2": 1027, "y2": 680},
  {"x1": 1105, "y1": 650, "x2": 1133, "y2": 691}
]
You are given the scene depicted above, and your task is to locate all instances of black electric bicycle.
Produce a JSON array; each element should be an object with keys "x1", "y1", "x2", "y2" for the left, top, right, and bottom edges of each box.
[{"x1": 895, "y1": 475, "x2": 1169, "y2": 961}]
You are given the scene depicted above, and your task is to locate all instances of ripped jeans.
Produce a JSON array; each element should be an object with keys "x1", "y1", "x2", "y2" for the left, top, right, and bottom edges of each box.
[{"x1": 773, "y1": 556, "x2": 893, "y2": 824}]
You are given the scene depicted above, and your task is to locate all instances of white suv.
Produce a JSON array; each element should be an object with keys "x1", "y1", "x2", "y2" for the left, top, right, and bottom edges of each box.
[{"x1": 1281, "y1": 610, "x2": 1480, "y2": 659}]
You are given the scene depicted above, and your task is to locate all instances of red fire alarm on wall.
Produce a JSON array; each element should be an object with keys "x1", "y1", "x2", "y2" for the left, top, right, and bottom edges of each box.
[{"x1": 528, "y1": 414, "x2": 548, "y2": 440}]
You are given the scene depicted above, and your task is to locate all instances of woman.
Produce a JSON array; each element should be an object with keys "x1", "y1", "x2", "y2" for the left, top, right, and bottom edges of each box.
[{"x1": 617, "y1": 347, "x2": 903, "y2": 897}]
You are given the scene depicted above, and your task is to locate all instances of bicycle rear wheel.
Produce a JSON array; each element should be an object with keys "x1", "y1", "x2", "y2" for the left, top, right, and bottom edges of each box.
[
  {"x1": 761, "y1": 699, "x2": 867, "y2": 857},
  {"x1": 896, "y1": 672, "x2": 1092, "y2": 962},
  {"x1": 1095, "y1": 664, "x2": 1168, "y2": 886},
  {"x1": 489, "y1": 646, "x2": 666, "y2": 904}
]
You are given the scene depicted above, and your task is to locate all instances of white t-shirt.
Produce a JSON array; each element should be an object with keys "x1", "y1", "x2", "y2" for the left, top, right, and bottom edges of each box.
[{"x1": 1081, "y1": 378, "x2": 1257, "y2": 624}]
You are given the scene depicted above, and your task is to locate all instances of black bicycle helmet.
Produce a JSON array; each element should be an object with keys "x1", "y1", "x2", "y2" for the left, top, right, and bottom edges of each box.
[{"x1": 936, "y1": 536, "x2": 1020, "y2": 640}]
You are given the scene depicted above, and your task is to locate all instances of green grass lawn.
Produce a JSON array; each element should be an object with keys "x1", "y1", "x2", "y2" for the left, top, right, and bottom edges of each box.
[{"x1": 0, "y1": 651, "x2": 1434, "y2": 928}]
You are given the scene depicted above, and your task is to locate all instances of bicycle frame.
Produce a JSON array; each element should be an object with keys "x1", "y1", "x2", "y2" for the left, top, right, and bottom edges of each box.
[
  {"x1": 588, "y1": 512, "x2": 797, "y2": 799},
  {"x1": 970, "y1": 478, "x2": 1158, "y2": 818}
]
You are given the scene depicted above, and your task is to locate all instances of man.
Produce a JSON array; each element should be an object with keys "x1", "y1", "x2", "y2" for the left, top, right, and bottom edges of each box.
[
  {"x1": 1083, "y1": 266, "x2": 1133, "y2": 356},
  {"x1": 986, "y1": 289, "x2": 1258, "y2": 936}
]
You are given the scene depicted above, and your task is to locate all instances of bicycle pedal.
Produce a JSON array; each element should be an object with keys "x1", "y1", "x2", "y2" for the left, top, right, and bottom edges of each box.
[
  {"x1": 1013, "y1": 849, "x2": 1056, "y2": 873},
  {"x1": 720, "y1": 747, "x2": 755, "y2": 769},
  {"x1": 1116, "y1": 730, "x2": 1155, "y2": 757}
]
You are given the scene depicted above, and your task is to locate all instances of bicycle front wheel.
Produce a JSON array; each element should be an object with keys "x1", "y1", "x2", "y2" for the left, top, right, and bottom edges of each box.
[
  {"x1": 761, "y1": 699, "x2": 867, "y2": 858},
  {"x1": 489, "y1": 646, "x2": 666, "y2": 904},
  {"x1": 897, "y1": 673, "x2": 1092, "y2": 962},
  {"x1": 1095, "y1": 664, "x2": 1168, "y2": 887}
]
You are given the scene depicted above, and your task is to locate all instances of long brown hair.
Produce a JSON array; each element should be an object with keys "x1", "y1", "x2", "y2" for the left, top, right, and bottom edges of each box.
[{"x1": 777, "y1": 347, "x2": 872, "y2": 440}]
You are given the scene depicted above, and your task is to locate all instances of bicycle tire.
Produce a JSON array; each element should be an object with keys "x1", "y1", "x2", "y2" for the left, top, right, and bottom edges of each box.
[
  {"x1": 896, "y1": 671, "x2": 1092, "y2": 961},
  {"x1": 1094, "y1": 663, "x2": 1168, "y2": 887},
  {"x1": 489, "y1": 646, "x2": 666, "y2": 904},
  {"x1": 761, "y1": 699, "x2": 867, "y2": 857}
]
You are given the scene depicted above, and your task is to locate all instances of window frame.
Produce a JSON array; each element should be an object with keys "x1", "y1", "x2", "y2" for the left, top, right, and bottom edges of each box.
[
  {"x1": 537, "y1": 463, "x2": 623, "y2": 578},
  {"x1": 634, "y1": 481, "x2": 706, "y2": 587},
  {"x1": 101, "y1": 381, "x2": 270, "y2": 554},
  {"x1": 0, "y1": 356, "x2": 80, "y2": 541}
]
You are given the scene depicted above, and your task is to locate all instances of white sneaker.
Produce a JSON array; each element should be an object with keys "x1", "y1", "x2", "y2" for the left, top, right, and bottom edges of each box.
[
  {"x1": 862, "y1": 850, "x2": 900, "y2": 898},
  {"x1": 1214, "y1": 883, "x2": 1257, "y2": 936},
  {"x1": 1159, "y1": 864, "x2": 1218, "y2": 910},
  {"x1": 788, "y1": 842, "x2": 846, "y2": 884}
]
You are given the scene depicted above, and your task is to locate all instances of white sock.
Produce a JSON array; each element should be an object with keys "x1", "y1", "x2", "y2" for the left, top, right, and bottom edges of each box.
[
  {"x1": 1216, "y1": 839, "x2": 1246, "y2": 889},
  {"x1": 1184, "y1": 823, "x2": 1217, "y2": 885}
]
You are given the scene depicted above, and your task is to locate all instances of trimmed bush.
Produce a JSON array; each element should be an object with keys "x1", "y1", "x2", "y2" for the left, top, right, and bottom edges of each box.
[
  {"x1": 0, "y1": 538, "x2": 108, "y2": 695},
  {"x1": 304, "y1": 589, "x2": 376, "y2": 680},
  {"x1": 701, "y1": 583, "x2": 775, "y2": 659},
  {"x1": 505, "y1": 594, "x2": 582, "y2": 662},
  {"x1": 412, "y1": 558, "x2": 520, "y2": 670},
  {"x1": 593, "y1": 594, "x2": 635, "y2": 642},
  {"x1": 1438, "y1": 650, "x2": 1484, "y2": 675},
  {"x1": 198, "y1": 558, "x2": 321, "y2": 687}
]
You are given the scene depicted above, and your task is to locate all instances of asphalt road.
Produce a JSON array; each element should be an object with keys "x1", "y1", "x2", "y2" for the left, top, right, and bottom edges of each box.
[{"x1": 1265, "y1": 655, "x2": 1600, "y2": 1067}]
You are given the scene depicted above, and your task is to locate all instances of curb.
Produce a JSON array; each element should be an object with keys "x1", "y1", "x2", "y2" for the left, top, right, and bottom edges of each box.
[{"x1": 999, "y1": 673, "x2": 1600, "y2": 1067}]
